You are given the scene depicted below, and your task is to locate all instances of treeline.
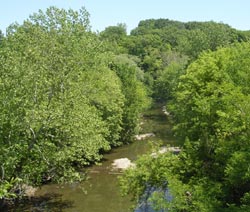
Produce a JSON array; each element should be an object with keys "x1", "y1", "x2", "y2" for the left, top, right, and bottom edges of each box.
[
  {"x1": 100, "y1": 19, "x2": 250, "y2": 101},
  {"x1": 0, "y1": 7, "x2": 149, "y2": 199},
  {"x1": 117, "y1": 17, "x2": 250, "y2": 212}
]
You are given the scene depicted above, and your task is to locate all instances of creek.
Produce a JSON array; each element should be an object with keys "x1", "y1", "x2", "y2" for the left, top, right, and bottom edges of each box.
[{"x1": 10, "y1": 105, "x2": 176, "y2": 212}]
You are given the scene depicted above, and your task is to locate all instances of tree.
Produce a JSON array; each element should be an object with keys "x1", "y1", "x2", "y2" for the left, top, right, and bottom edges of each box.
[
  {"x1": 153, "y1": 51, "x2": 188, "y2": 101},
  {"x1": 110, "y1": 54, "x2": 151, "y2": 142},
  {"x1": 0, "y1": 7, "x2": 128, "y2": 199},
  {"x1": 121, "y1": 42, "x2": 250, "y2": 211},
  {"x1": 0, "y1": 30, "x2": 3, "y2": 45},
  {"x1": 100, "y1": 23, "x2": 127, "y2": 42},
  {"x1": 99, "y1": 23, "x2": 128, "y2": 54}
]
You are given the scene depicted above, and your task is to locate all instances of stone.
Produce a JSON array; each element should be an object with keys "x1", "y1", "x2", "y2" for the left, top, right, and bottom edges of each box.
[
  {"x1": 162, "y1": 106, "x2": 170, "y2": 116},
  {"x1": 151, "y1": 146, "x2": 181, "y2": 157},
  {"x1": 21, "y1": 184, "x2": 37, "y2": 197},
  {"x1": 135, "y1": 133, "x2": 155, "y2": 140},
  {"x1": 111, "y1": 158, "x2": 135, "y2": 170}
]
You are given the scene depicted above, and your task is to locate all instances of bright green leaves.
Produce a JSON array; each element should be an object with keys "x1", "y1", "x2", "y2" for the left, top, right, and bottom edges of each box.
[
  {"x1": 169, "y1": 44, "x2": 250, "y2": 143},
  {"x1": 80, "y1": 69, "x2": 125, "y2": 146},
  {"x1": 0, "y1": 178, "x2": 21, "y2": 199},
  {"x1": 168, "y1": 43, "x2": 250, "y2": 209},
  {"x1": 153, "y1": 56, "x2": 188, "y2": 101},
  {"x1": 225, "y1": 151, "x2": 250, "y2": 185},
  {"x1": 121, "y1": 42, "x2": 250, "y2": 211},
  {"x1": 0, "y1": 8, "x2": 112, "y2": 187},
  {"x1": 120, "y1": 150, "x2": 222, "y2": 212},
  {"x1": 120, "y1": 152, "x2": 178, "y2": 204},
  {"x1": 0, "y1": 7, "x2": 150, "y2": 199},
  {"x1": 26, "y1": 6, "x2": 91, "y2": 33},
  {"x1": 111, "y1": 54, "x2": 151, "y2": 142}
]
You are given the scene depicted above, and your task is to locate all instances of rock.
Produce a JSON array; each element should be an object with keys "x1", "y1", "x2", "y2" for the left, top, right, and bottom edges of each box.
[
  {"x1": 135, "y1": 133, "x2": 155, "y2": 140},
  {"x1": 21, "y1": 184, "x2": 37, "y2": 197},
  {"x1": 162, "y1": 106, "x2": 170, "y2": 116},
  {"x1": 151, "y1": 147, "x2": 181, "y2": 157},
  {"x1": 164, "y1": 147, "x2": 181, "y2": 154},
  {"x1": 112, "y1": 158, "x2": 135, "y2": 170}
]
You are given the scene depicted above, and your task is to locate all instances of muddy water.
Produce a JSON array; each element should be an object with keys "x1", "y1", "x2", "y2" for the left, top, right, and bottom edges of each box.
[{"x1": 12, "y1": 106, "x2": 175, "y2": 212}]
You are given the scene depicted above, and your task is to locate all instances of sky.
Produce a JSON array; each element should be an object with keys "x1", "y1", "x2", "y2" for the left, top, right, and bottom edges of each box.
[{"x1": 1, "y1": 0, "x2": 250, "y2": 34}]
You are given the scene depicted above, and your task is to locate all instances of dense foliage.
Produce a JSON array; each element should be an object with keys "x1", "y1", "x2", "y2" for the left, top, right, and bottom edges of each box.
[
  {"x1": 1, "y1": 7, "x2": 250, "y2": 211},
  {"x1": 119, "y1": 19, "x2": 250, "y2": 101},
  {"x1": 121, "y1": 43, "x2": 250, "y2": 211},
  {"x1": 0, "y1": 7, "x2": 149, "y2": 200}
]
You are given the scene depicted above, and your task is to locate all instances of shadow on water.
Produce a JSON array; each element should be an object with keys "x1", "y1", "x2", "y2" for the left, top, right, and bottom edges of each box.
[{"x1": 3, "y1": 193, "x2": 73, "y2": 212}]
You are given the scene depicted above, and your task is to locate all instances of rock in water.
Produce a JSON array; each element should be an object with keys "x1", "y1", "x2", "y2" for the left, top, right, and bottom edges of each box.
[
  {"x1": 135, "y1": 133, "x2": 155, "y2": 140},
  {"x1": 151, "y1": 147, "x2": 181, "y2": 157},
  {"x1": 112, "y1": 158, "x2": 135, "y2": 170}
]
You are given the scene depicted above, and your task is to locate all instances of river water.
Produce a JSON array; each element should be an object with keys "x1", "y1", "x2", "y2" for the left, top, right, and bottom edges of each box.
[{"x1": 11, "y1": 105, "x2": 175, "y2": 212}]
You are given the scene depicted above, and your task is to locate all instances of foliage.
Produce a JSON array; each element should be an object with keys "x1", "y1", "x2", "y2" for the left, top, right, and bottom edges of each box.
[
  {"x1": 0, "y1": 7, "x2": 107, "y2": 191},
  {"x1": 110, "y1": 54, "x2": 151, "y2": 142},
  {"x1": 99, "y1": 23, "x2": 128, "y2": 54},
  {"x1": 0, "y1": 30, "x2": 3, "y2": 45},
  {"x1": 100, "y1": 23, "x2": 127, "y2": 42},
  {"x1": 2, "y1": 6, "x2": 250, "y2": 208},
  {"x1": 121, "y1": 43, "x2": 250, "y2": 211},
  {"x1": 168, "y1": 43, "x2": 250, "y2": 210},
  {"x1": 130, "y1": 19, "x2": 246, "y2": 60},
  {"x1": 99, "y1": 19, "x2": 250, "y2": 106},
  {"x1": 0, "y1": 7, "x2": 149, "y2": 200},
  {"x1": 153, "y1": 52, "x2": 188, "y2": 101},
  {"x1": 116, "y1": 19, "x2": 250, "y2": 104}
]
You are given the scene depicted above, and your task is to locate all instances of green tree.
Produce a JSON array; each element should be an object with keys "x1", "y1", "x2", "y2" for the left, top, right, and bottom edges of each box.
[
  {"x1": 110, "y1": 54, "x2": 151, "y2": 142},
  {"x1": 99, "y1": 23, "x2": 128, "y2": 54},
  {"x1": 153, "y1": 52, "x2": 188, "y2": 101},
  {"x1": 100, "y1": 23, "x2": 127, "y2": 42},
  {"x1": 0, "y1": 7, "x2": 127, "y2": 199},
  {"x1": 121, "y1": 43, "x2": 250, "y2": 211},
  {"x1": 0, "y1": 30, "x2": 3, "y2": 45}
]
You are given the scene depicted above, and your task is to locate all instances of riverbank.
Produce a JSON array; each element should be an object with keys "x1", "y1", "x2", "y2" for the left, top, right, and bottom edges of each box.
[{"x1": 6, "y1": 104, "x2": 176, "y2": 212}]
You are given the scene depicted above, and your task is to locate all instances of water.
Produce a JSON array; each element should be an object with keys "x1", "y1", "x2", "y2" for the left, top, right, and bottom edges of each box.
[{"x1": 10, "y1": 105, "x2": 175, "y2": 212}]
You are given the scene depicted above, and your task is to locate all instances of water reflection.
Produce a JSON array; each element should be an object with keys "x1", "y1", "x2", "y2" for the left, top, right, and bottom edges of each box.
[{"x1": 135, "y1": 187, "x2": 172, "y2": 212}]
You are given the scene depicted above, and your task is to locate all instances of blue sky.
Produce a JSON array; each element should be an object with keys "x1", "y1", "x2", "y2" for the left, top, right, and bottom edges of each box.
[{"x1": 1, "y1": 0, "x2": 250, "y2": 33}]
